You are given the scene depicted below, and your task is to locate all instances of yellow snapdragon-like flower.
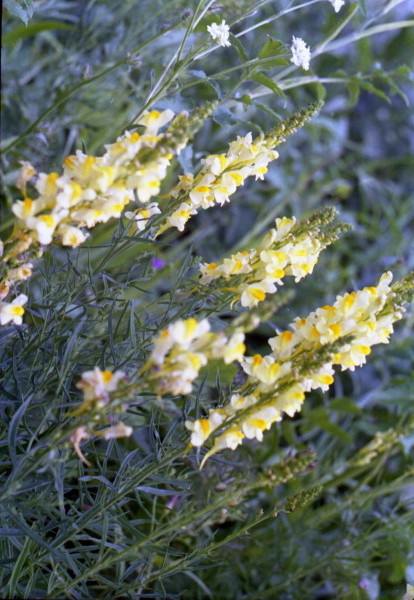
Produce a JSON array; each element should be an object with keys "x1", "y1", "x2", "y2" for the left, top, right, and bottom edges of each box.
[
  {"x1": 0, "y1": 293, "x2": 28, "y2": 326},
  {"x1": 161, "y1": 132, "x2": 279, "y2": 233},
  {"x1": 58, "y1": 225, "x2": 89, "y2": 248},
  {"x1": 200, "y1": 214, "x2": 335, "y2": 307},
  {"x1": 146, "y1": 317, "x2": 245, "y2": 396},
  {"x1": 186, "y1": 272, "x2": 409, "y2": 462},
  {"x1": 125, "y1": 203, "x2": 161, "y2": 232},
  {"x1": 76, "y1": 367, "x2": 126, "y2": 407},
  {"x1": 8, "y1": 109, "x2": 175, "y2": 250},
  {"x1": 135, "y1": 109, "x2": 175, "y2": 134},
  {"x1": 2, "y1": 109, "x2": 192, "y2": 324}
]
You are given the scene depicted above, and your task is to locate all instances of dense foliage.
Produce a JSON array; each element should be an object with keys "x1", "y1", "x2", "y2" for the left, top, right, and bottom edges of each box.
[{"x1": 1, "y1": 1, "x2": 413, "y2": 598}]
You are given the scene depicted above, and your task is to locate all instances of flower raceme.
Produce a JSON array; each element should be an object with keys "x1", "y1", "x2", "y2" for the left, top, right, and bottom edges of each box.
[
  {"x1": 1, "y1": 102, "x2": 320, "y2": 327},
  {"x1": 13, "y1": 108, "x2": 176, "y2": 243},
  {"x1": 69, "y1": 322, "x2": 245, "y2": 462},
  {"x1": 158, "y1": 103, "x2": 323, "y2": 235},
  {"x1": 199, "y1": 208, "x2": 347, "y2": 307},
  {"x1": 0, "y1": 104, "x2": 216, "y2": 324},
  {"x1": 185, "y1": 272, "x2": 411, "y2": 463},
  {"x1": 159, "y1": 132, "x2": 278, "y2": 234},
  {"x1": 68, "y1": 273, "x2": 412, "y2": 463}
]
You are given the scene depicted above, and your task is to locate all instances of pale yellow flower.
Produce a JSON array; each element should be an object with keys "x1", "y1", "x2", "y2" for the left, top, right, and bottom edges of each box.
[{"x1": 0, "y1": 294, "x2": 28, "y2": 325}]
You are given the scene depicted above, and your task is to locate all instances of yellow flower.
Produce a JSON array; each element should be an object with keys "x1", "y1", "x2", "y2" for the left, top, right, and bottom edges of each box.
[
  {"x1": 7, "y1": 263, "x2": 33, "y2": 282},
  {"x1": 135, "y1": 109, "x2": 175, "y2": 134},
  {"x1": 242, "y1": 354, "x2": 283, "y2": 385},
  {"x1": 25, "y1": 213, "x2": 62, "y2": 245},
  {"x1": 240, "y1": 280, "x2": 276, "y2": 307},
  {"x1": 222, "y1": 332, "x2": 246, "y2": 364},
  {"x1": 12, "y1": 197, "x2": 38, "y2": 222},
  {"x1": 167, "y1": 203, "x2": 194, "y2": 232},
  {"x1": 242, "y1": 405, "x2": 281, "y2": 441},
  {"x1": 35, "y1": 172, "x2": 60, "y2": 203},
  {"x1": 58, "y1": 225, "x2": 89, "y2": 248},
  {"x1": 17, "y1": 161, "x2": 36, "y2": 192},
  {"x1": 125, "y1": 202, "x2": 161, "y2": 232},
  {"x1": 76, "y1": 367, "x2": 125, "y2": 406},
  {"x1": 0, "y1": 294, "x2": 28, "y2": 325}
]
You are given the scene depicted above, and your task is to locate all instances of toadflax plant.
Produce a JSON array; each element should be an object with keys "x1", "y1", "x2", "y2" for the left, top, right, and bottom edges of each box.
[
  {"x1": 1, "y1": 1, "x2": 413, "y2": 597},
  {"x1": 1, "y1": 97, "x2": 412, "y2": 596}
]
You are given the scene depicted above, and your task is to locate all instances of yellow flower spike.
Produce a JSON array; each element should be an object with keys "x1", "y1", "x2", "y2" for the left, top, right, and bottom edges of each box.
[{"x1": 185, "y1": 271, "x2": 410, "y2": 459}]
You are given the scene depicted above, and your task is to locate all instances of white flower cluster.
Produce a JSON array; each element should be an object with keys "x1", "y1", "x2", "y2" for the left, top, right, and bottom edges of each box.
[
  {"x1": 290, "y1": 36, "x2": 311, "y2": 71},
  {"x1": 207, "y1": 20, "x2": 231, "y2": 48}
]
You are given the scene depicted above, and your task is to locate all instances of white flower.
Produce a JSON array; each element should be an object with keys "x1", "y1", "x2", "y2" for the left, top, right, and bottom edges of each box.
[
  {"x1": 125, "y1": 202, "x2": 161, "y2": 232},
  {"x1": 135, "y1": 109, "x2": 174, "y2": 134},
  {"x1": 222, "y1": 332, "x2": 246, "y2": 364},
  {"x1": 102, "y1": 422, "x2": 133, "y2": 440},
  {"x1": 167, "y1": 202, "x2": 194, "y2": 232},
  {"x1": 207, "y1": 20, "x2": 231, "y2": 48},
  {"x1": 7, "y1": 263, "x2": 33, "y2": 282},
  {"x1": 59, "y1": 225, "x2": 89, "y2": 247},
  {"x1": 77, "y1": 367, "x2": 125, "y2": 405},
  {"x1": 0, "y1": 294, "x2": 28, "y2": 325},
  {"x1": 330, "y1": 0, "x2": 345, "y2": 12},
  {"x1": 290, "y1": 36, "x2": 311, "y2": 71}
]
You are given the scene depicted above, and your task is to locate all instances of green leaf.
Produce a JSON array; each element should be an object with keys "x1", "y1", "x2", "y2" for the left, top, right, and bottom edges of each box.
[
  {"x1": 359, "y1": 80, "x2": 391, "y2": 103},
  {"x1": 194, "y1": 14, "x2": 222, "y2": 33},
  {"x1": 347, "y1": 78, "x2": 361, "y2": 106},
  {"x1": 308, "y1": 82, "x2": 327, "y2": 102},
  {"x1": 250, "y1": 72, "x2": 285, "y2": 97},
  {"x1": 374, "y1": 69, "x2": 410, "y2": 106},
  {"x1": 201, "y1": 360, "x2": 237, "y2": 386},
  {"x1": 6, "y1": 536, "x2": 33, "y2": 597},
  {"x1": 331, "y1": 397, "x2": 362, "y2": 414},
  {"x1": 258, "y1": 37, "x2": 286, "y2": 59},
  {"x1": 3, "y1": 21, "x2": 74, "y2": 46},
  {"x1": 230, "y1": 33, "x2": 249, "y2": 62},
  {"x1": 257, "y1": 37, "x2": 289, "y2": 67}
]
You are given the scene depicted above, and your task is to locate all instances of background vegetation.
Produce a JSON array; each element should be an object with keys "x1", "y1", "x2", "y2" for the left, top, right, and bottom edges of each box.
[{"x1": 1, "y1": 0, "x2": 413, "y2": 598}]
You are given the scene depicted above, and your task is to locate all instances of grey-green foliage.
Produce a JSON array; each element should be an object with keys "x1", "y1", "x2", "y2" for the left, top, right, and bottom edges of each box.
[{"x1": 1, "y1": 0, "x2": 414, "y2": 598}]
